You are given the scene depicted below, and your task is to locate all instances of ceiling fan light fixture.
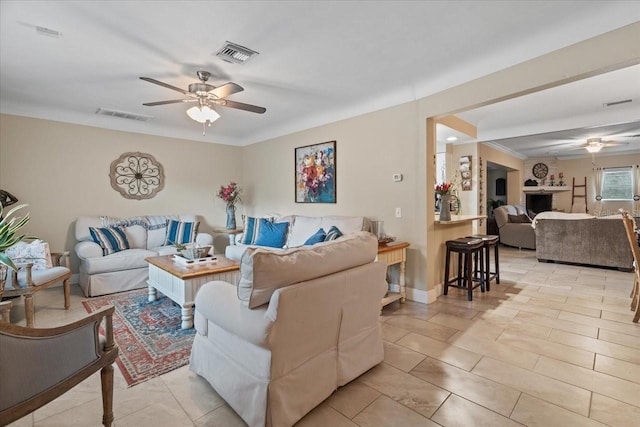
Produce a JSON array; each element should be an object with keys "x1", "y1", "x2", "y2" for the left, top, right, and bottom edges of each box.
[
  {"x1": 585, "y1": 144, "x2": 603, "y2": 153},
  {"x1": 186, "y1": 105, "x2": 220, "y2": 124}
]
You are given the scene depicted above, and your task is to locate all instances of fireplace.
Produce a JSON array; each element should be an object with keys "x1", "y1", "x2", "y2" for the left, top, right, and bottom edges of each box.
[{"x1": 526, "y1": 193, "x2": 552, "y2": 214}]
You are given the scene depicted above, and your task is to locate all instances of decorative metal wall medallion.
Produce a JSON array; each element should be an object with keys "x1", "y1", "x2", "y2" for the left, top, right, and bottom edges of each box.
[{"x1": 110, "y1": 152, "x2": 165, "y2": 200}]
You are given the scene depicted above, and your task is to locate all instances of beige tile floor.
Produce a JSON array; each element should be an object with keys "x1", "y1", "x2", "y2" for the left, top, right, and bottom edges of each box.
[{"x1": 5, "y1": 246, "x2": 640, "y2": 426}]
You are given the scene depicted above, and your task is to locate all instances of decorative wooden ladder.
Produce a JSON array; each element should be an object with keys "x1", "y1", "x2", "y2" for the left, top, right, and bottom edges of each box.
[{"x1": 572, "y1": 177, "x2": 588, "y2": 213}]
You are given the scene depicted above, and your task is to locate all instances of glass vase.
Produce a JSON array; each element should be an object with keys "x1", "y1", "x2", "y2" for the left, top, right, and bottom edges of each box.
[
  {"x1": 226, "y1": 204, "x2": 237, "y2": 230},
  {"x1": 439, "y1": 194, "x2": 451, "y2": 221}
]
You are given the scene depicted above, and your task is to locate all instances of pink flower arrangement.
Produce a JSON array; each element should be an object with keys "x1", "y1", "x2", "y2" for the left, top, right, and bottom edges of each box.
[
  {"x1": 435, "y1": 182, "x2": 453, "y2": 195},
  {"x1": 217, "y1": 182, "x2": 241, "y2": 206}
]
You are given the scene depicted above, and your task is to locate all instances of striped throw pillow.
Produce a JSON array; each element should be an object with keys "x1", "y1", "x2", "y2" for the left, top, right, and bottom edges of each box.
[
  {"x1": 324, "y1": 225, "x2": 343, "y2": 242},
  {"x1": 89, "y1": 227, "x2": 130, "y2": 255},
  {"x1": 164, "y1": 220, "x2": 199, "y2": 245},
  {"x1": 240, "y1": 217, "x2": 262, "y2": 244}
]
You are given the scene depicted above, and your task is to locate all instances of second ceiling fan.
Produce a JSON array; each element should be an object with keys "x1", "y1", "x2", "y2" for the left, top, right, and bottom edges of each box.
[{"x1": 140, "y1": 70, "x2": 266, "y2": 134}]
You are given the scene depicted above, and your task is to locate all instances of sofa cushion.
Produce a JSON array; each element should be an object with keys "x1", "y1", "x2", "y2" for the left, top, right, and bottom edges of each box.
[
  {"x1": 123, "y1": 225, "x2": 147, "y2": 249},
  {"x1": 494, "y1": 205, "x2": 519, "y2": 228},
  {"x1": 164, "y1": 220, "x2": 199, "y2": 245},
  {"x1": 89, "y1": 227, "x2": 130, "y2": 255},
  {"x1": 83, "y1": 248, "x2": 157, "y2": 274},
  {"x1": 238, "y1": 231, "x2": 378, "y2": 309},
  {"x1": 150, "y1": 245, "x2": 180, "y2": 256},
  {"x1": 324, "y1": 226, "x2": 343, "y2": 241},
  {"x1": 254, "y1": 219, "x2": 289, "y2": 248},
  {"x1": 304, "y1": 228, "x2": 326, "y2": 245}
]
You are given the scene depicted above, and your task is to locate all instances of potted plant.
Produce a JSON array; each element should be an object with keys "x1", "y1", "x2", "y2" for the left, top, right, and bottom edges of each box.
[
  {"x1": 0, "y1": 204, "x2": 32, "y2": 296},
  {"x1": 488, "y1": 199, "x2": 505, "y2": 218}
]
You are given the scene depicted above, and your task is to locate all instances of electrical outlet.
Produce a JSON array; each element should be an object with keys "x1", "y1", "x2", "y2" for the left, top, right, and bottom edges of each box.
[
  {"x1": 395, "y1": 207, "x2": 402, "y2": 218},
  {"x1": 392, "y1": 173, "x2": 403, "y2": 182}
]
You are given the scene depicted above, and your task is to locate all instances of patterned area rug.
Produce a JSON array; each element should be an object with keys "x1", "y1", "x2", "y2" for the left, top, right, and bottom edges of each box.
[{"x1": 83, "y1": 288, "x2": 195, "y2": 387}]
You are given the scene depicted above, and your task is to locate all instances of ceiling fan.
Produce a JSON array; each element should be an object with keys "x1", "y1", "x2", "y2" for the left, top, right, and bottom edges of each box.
[
  {"x1": 568, "y1": 137, "x2": 630, "y2": 153},
  {"x1": 140, "y1": 71, "x2": 266, "y2": 134}
]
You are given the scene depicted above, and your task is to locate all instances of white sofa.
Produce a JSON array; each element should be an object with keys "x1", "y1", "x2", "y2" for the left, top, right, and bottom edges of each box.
[
  {"x1": 190, "y1": 231, "x2": 387, "y2": 427},
  {"x1": 224, "y1": 215, "x2": 370, "y2": 261},
  {"x1": 74, "y1": 214, "x2": 212, "y2": 297}
]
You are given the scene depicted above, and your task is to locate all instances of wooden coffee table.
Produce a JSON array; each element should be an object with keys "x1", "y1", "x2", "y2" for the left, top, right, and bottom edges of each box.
[{"x1": 145, "y1": 255, "x2": 241, "y2": 329}]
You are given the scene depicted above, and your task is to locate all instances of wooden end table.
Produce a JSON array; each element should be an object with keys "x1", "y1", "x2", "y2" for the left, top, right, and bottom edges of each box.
[
  {"x1": 145, "y1": 255, "x2": 240, "y2": 329},
  {"x1": 378, "y1": 242, "x2": 410, "y2": 308}
]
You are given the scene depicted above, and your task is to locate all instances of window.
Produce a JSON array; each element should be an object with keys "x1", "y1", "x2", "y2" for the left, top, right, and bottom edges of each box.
[{"x1": 602, "y1": 168, "x2": 633, "y2": 200}]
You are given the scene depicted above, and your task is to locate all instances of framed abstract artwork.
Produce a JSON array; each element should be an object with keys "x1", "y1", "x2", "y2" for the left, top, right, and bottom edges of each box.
[{"x1": 295, "y1": 141, "x2": 336, "y2": 203}]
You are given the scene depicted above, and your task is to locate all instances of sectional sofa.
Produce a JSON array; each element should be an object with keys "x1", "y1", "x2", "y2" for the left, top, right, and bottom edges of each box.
[
  {"x1": 494, "y1": 204, "x2": 536, "y2": 249},
  {"x1": 534, "y1": 212, "x2": 633, "y2": 271}
]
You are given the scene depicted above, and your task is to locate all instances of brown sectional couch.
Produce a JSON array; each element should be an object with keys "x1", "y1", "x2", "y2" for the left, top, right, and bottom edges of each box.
[{"x1": 534, "y1": 214, "x2": 633, "y2": 271}]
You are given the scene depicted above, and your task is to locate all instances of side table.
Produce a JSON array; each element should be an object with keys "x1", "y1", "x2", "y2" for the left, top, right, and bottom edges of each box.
[
  {"x1": 378, "y1": 242, "x2": 409, "y2": 308},
  {"x1": 213, "y1": 227, "x2": 244, "y2": 246}
]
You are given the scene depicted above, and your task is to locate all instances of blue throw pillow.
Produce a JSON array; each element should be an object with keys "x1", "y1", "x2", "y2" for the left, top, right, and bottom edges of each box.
[
  {"x1": 164, "y1": 220, "x2": 199, "y2": 245},
  {"x1": 89, "y1": 226, "x2": 130, "y2": 255},
  {"x1": 304, "y1": 228, "x2": 326, "y2": 245},
  {"x1": 240, "y1": 216, "x2": 261, "y2": 244},
  {"x1": 254, "y1": 218, "x2": 289, "y2": 248},
  {"x1": 324, "y1": 225, "x2": 343, "y2": 241}
]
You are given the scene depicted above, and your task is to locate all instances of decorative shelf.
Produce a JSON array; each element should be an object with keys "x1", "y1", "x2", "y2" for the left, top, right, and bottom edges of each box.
[{"x1": 522, "y1": 186, "x2": 570, "y2": 193}]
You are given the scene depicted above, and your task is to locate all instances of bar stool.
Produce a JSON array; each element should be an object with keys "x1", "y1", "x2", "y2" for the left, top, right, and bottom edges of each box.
[
  {"x1": 467, "y1": 234, "x2": 500, "y2": 291},
  {"x1": 444, "y1": 237, "x2": 485, "y2": 301}
]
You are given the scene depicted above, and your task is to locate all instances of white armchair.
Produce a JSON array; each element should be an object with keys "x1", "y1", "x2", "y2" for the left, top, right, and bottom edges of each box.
[{"x1": 1, "y1": 250, "x2": 71, "y2": 327}]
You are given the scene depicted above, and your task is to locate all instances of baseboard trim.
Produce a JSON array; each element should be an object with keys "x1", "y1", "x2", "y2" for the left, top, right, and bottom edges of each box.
[
  {"x1": 427, "y1": 284, "x2": 443, "y2": 304},
  {"x1": 389, "y1": 284, "x2": 432, "y2": 305}
]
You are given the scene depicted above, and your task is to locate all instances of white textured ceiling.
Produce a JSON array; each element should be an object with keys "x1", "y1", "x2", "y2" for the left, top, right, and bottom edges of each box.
[{"x1": 1, "y1": 1, "x2": 639, "y2": 148}]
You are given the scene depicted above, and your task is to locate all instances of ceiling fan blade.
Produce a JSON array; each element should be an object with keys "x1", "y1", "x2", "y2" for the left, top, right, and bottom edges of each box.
[
  {"x1": 140, "y1": 77, "x2": 190, "y2": 95},
  {"x1": 564, "y1": 145, "x2": 589, "y2": 150},
  {"x1": 209, "y1": 82, "x2": 244, "y2": 99},
  {"x1": 215, "y1": 99, "x2": 266, "y2": 114},
  {"x1": 143, "y1": 99, "x2": 195, "y2": 106},
  {"x1": 602, "y1": 141, "x2": 629, "y2": 147}
]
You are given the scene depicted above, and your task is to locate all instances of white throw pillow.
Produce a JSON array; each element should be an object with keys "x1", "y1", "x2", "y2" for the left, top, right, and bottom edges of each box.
[
  {"x1": 287, "y1": 216, "x2": 323, "y2": 248},
  {"x1": 5, "y1": 240, "x2": 53, "y2": 270}
]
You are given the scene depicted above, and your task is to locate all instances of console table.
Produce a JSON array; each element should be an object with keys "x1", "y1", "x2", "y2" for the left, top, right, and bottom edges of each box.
[{"x1": 378, "y1": 242, "x2": 409, "y2": 308}]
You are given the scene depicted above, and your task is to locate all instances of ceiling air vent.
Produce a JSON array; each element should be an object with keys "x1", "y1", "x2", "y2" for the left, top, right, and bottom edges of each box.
[
  {"x1": 36, "y1": 26, "x2": 61, "y2": 38},
  {"x1": 603, "y1": 99, "x2": 632, "y2": 107},
  {"x1": 96, "y1": 108, "x2": 152, "y2": 122},
  {"x1": 215, "y1": 41, "x2": 259, "y2": 64}
]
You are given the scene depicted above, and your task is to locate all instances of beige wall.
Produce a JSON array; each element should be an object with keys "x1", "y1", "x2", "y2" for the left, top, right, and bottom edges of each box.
[
  {"x1": 241, "y1": 101, "x2": 425, "y2": 291},
  {"x1": 555, "y1": 153, "x2": 640, "y2": 214},
  {"x1": 0, "y1": 114, "x2": 243, "y2": 271}
]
